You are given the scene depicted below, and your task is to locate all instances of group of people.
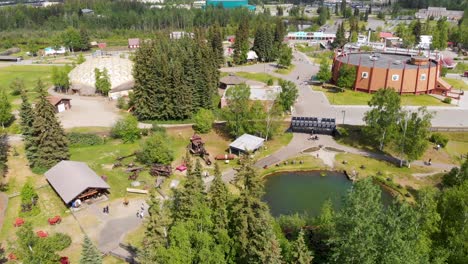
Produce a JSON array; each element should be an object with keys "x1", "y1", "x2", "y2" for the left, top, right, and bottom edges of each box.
[
  {"x1": 136, "y1": 203, "x2": 145, "y2": 219},
  {"x1": 102, "y1": 205, "x2": 110, "y2": 214}
]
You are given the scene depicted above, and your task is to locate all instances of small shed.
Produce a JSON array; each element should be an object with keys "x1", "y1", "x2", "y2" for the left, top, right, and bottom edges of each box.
[
  {"x1": 229, "y1": 134, "x2": 265, "y2": 154},
  {"x1": 128, "y1": 38, "x2": 140, "y2": 49},
  {"x1": 45, "y1": 161, "x2": 110, "y2": 205},
  {"x1": 219, "y1": 74, "x2": 247, "y2": 89},
  {"x1": 47, "y1": 96, "x2": 71, "y2": 113},
  {"x1": 247, "y1": 50, "x2": 258, "y2": 61}
]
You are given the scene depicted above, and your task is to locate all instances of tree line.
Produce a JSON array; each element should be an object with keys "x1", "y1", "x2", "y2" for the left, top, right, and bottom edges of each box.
[{"x1": 132, "y1": 30, "x2": 220, "y2": 121}]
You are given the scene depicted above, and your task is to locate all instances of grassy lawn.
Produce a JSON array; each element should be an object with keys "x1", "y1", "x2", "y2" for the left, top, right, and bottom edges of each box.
[
  {"x1": 236, "y1": 72, "x2": 279, "y2": 84},
  {"x1": 447, "y1": 62, "x2": 468, "y2": 74},
  {"x1": 274, "y1": 65, "x2": 295, "y2": 75},
  {"x1": 0, "y1": 65, "x2": 57, "y2": 107},
  {"x1": 312, "y1": 86, "x2": 449, "y2": 106},
  {"x1": 334, "y1": 153, "x2": 439, "y2": 191},
  {"x1": 442, "y1": 77, "x2": 468, "y2": 91},
  {"x1": 260, "y1": 154, "x2": 326, "y2": 177}
]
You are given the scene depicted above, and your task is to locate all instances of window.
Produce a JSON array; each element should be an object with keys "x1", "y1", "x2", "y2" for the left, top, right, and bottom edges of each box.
[
  {"x1": 392, "y1": 74, "x2": 399, "y2": 81},
  {"x1": 361, "y1": 72, "x2": 369, "y2": 78},
  {"x1": 420, "y1": 74, "x2": 427, "y2": 81}
]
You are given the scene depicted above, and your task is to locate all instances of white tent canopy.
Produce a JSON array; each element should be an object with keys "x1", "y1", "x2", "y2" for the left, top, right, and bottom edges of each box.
[{"x1": 229, "y1": 134, "x2": 265, "y2": 153}]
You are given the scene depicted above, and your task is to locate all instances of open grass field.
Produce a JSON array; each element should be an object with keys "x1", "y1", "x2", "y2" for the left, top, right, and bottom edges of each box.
[
  {"x1": 0, "y1": 65, "x2": 57, "y2": 106},
  {"x1": 442, "y1": 77, "x2": 468, "y2": 91},
  {"x1": 312, "y1": 85, "x2": 449, "y2": 106},
  {"x1": 236, "y1": 72, "x2": 279, "y2": 84}
]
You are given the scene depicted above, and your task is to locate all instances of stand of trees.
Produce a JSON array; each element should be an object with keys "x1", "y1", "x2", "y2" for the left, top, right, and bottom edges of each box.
[
  {"x1": 364, "y1": 88, "x2": 433, "y2": 164},
  {"x1": 132, "y1": 32, "x2": 219, "y2": 121}
]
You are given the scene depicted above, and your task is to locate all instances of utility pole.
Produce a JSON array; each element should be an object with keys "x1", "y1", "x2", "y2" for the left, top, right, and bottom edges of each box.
[{"x1": 342, "y1": 110, "x2": 346, "y2": 125}]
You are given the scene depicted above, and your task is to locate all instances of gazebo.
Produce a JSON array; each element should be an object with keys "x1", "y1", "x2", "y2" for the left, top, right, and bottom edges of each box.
[{"x1": 229, "y1": 134, "x2": 265, "y2": 154}]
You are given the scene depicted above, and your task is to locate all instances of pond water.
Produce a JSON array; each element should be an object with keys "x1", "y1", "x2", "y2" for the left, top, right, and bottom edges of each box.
[{"x1": 262, "y1": 171, "x2": 393, "y2": 217}]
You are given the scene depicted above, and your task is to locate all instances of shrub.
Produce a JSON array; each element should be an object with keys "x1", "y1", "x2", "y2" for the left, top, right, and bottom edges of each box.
[
  {"x1": 111, "y1": 116, "x2": 141, "y2": 143},
  {"x1": 336, "y1": 127, "x2": 349, "y2": 137},
  {"x1": 442, "y1": 97, "x2": 452, "y2": 104},
  {"x1": 20, "y1": 181, "x2": 39, "y2": 215},
  {"x1": 116, "y1": 97, "x2": 127, "y2": 110},
  {"x1": 440, "y1": 67, "x2": 448, "y2": 77},
  {"x1": 193, "y1": 108, "x2": 215, "y2": 134},
  {"x1": 67, "y1": 133, "x2": 104, "y2": 147},
  {"x1": 151, "y1": 124, "x2": 167, "y2": 134},
  {"x1": 267, "y1": 78, "x2": 274, "y2": 86},
  {"x1": 429, "y1": 133, "x2": 449, "y2": 147},
  {"x1": 47, "y1": 233, "x2": 72, "y2": 251},
  {"x1": 136, "y1": 133, "x2": 174, "y2": 165}
]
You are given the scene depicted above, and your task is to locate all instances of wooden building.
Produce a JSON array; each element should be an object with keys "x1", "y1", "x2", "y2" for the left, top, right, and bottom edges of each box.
[{"x1": 47, "y1": 96, "x2": 71, "y2": 113}]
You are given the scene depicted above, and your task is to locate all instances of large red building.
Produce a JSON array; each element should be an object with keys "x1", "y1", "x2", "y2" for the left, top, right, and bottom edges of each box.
[{"x1": 332, "y1": 52, "x2": 452, "y2": 94}]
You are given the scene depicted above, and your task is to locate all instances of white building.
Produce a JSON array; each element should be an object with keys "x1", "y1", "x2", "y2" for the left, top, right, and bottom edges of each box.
[
  {"x1": 415, "y1": 7, "x2": 464, "y2": 21},
  {"x1": 418, "y1": 35, "x2": 433, "y2": 50},
  {"x1": 44, "y1": 47, "x2": 67, "y2": 56}
]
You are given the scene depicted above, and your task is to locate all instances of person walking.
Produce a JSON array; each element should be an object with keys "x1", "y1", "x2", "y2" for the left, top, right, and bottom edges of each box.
[{"x1": 140, "y1": 211, "x2": 144, "y2": 219}]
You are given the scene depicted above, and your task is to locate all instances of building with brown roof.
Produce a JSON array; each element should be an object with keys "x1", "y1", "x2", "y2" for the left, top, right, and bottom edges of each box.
[
  {"x1": 47, "y1": 96, "x2": 71, "y2": 113},
  {"x1": 219, "y1": 74, "x2": 247, "y2": 89}
]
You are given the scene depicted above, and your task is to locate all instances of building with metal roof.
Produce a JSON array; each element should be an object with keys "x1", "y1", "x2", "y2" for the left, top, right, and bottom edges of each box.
[
  {"x1": 205, "y1": 0, "x2": 256, "y2": 10},
  {"x1": 45, "y1": 161, "x2": 110, "y2": 205},
  {"x1": 229, "y1": 134, "x2": 265, "y2": 154}
]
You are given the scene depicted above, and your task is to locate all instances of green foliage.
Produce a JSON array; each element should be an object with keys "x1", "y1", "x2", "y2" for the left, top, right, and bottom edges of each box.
[
  {"x1": 291, "y1": 230, "x2": 313, "y2": 264},
  {"x1": 442, "y1": 97, "x2": 452, "y2": 104},
  {"x1": 51, "y1": 65, "x2": 72, "y2": 93},
  {"x1": 208, "y1": 23, "x2": 224, "y2": 66},
  {"x1": 316, "y1": 58, "x2": 332, "y2": 82},
  {"x1": 110, "y1": 116, "x2": 140, "y2": 143},
  {"x1": 133, "y1": 34, "x2": 218, "y2": 120},
  {"x1": 336, "y1": 65, "x2": 356, "y2": 89},
  {"x1": 278, "y1": 79, "x2": 298, "y2": 112},
  {"x1": 27, "y1": 79, "x2": 69, "y2": 169},
  {"x1": 193, "y1": 108, "x2": 215, "y2": 134},
  {"x1": 94, "y1": 68, "x2": 111, "y2": 95},
  {"x1": 442, "y1": 157, "x2": 468, "y2": 188},
  {"x1": 76, "y1": 53, "x2": 86, "y2": 64},
  {"x1": 223, "y1": 84, "x2": 251, "y2": 137},
  {"x1": 136, "y1": 133, "x2": 174, "y2": 165},
  {"x1": 67, "y1": 133, "x2": 104, "y2": 147},
  {"x1": 233, "y1": 20, "x2": 250, "y2": 65},
  {"x1": 333, "y1": 23, "x2": 346, "y2": 48},
  {"x1": 20, "y1": 180, "x2": 39, "y2": 216},
  {"x1": 398, "y1": 107, "x2": 433, "y2": 162},
  {"x1": 253, "y1": 23, "x2": 275, "y2": 62},
  {"x1": 47, "y1": 233, "x2": 72, "y2": 251},
  {"x1": 0, "y1": 89, "x2": 13, "y2": 128},
  {"x1": 436, "y1": 181, "x2": 468, "y2": 264},
  {"x1": 267, "y1": 78, "x2": 274, "y2": 86},
  {"x1": 9, "y1": 78, "x2": 24, "y2": 96},
  {"x1": 0, "y1": 134, "x2": 8, "y2": 178},
  {"x1": 116, "y1": 97, "x2": 127, "y2": 109},
  {"x1": 430, "y1": 133, "x2": 449, "y2": 147},
  {"x1": 364, "y1": 88, "x2": 402, "y2": 150},
  {"x1": 277, "y1": 44, "x2": 292, "y2": 68},
  {"x1": 80, "y1": 236, "x2": 102, "y2": 264}
]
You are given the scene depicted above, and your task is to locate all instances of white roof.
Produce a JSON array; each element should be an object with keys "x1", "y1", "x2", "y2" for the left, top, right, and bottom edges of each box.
[
  {"x1": 249, "y1": 85, "x2": 281, "y2": 101},
  {"x1": 230, "y1": 134, "x2": 265, "y2": 152}
]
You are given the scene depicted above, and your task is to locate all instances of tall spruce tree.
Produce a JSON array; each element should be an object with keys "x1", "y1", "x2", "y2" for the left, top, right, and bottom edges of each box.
[
  {"x1": 230, "y1": 157, "x2": 282, "y2": 263},
  {"x1": 28, "y1": 79, "x2": 69, "y2": 169},
  {"x1": 253, "y1": 24, "x2": 275, "y2": 62},
  {"x1": 209, "y1": 23, "x2": 224, "y2": 66},
  {"x1": 172, "y1": 160, "x2": 205, "y2": 221},
  {"x1": 143, "y1": 189, "x2": 171, "y2": 262},
  {"x1": 79, "y1": 236, "x2": 102, "y2": 264},
  {"x1": 0, "y1": 89, "x2": 12, "y2": 129},
  {"x1": 233, "y1": 20, "x2": 250, "y2": 65},
  {"x1": 291, "y1": 230, "x2": 313, "y2": 264}
]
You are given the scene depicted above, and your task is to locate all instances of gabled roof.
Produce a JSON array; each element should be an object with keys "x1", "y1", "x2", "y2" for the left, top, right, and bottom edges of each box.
[
  {"x1": 379, "y1": 32, "x2": 394, "y2": 39},
  {"x1": 45, "y1": 161, "x2": 110, "y2": 204},
  {"x1": 47, "y1": 96, "x2": 70, "y2": 106},
  {"x1": 229, "y1": 134, "x2": 265, "y2": 152}
]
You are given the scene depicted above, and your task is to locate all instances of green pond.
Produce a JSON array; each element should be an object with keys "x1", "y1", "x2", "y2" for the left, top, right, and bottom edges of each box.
[{"x1": 262, "y1": 171, "x2": 393, "y2": 217}]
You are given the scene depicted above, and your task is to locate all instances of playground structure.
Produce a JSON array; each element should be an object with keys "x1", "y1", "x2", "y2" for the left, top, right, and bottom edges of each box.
[{"x1": 187, "y1": 134, "x2": 212, "y2": 165}]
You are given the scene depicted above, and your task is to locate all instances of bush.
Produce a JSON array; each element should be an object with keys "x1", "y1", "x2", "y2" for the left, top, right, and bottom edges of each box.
[
  {"x1": 116, "y1": 97, "x2": 127, "y2": 110},
  {"x1": 20, "y1": 181, "x2": 39, "y2": 215},
  {"x1": 442, "y1": 97, "x2": 452, "y2": 104},
  {"x1": 267, "y1": 78, "x2": 274, "y2": 86},
  {"x1": 151, "y1": 124, "x2": 167, "y2": 134},
  {"x1": 440, "y1": 67, "x2": 448, "y2": 77},
  {"x1": 47, "y1": 233, "x2": 72, "y2": 251},
  {"x1": 136, "y1": 133, "x2": 174, "y2": 165},
  {"x1": 193, "y1": 108, "x2": 215, "y2": 134},
  {"x1": 429, "y1": 133, "x2": 449, "y2": 147},
  {"x1": 336, "y1": 127, "x2": 349, "y2": 137},
  {"x1": 67, "y1": 132, "x2": 104, "y2": 147},
  {"x1": 111, "y1": 115, "x2": 141, "y2": 143}
]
